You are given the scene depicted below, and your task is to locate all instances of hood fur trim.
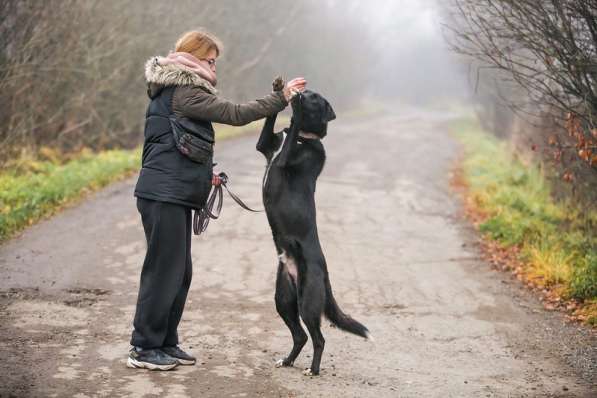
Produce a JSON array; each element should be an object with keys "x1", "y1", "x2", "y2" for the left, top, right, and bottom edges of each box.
[{"x1": 144, "y1": 56, "x2": 217, "y2": 95}]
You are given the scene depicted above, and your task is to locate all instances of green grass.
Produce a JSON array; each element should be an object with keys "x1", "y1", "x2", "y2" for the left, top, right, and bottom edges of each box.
[
  {"x1": 0, "y1": 119, "x2": 279, "y2": 242},
  {"x1": 451, "y1": 118, "x2": 596, "y2": 303},
  {"x1": 0, "y1": 148, "x2": 142, "y2": 241}
]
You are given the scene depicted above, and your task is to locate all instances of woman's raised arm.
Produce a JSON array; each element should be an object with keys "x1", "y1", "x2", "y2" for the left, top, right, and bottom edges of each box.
[
  {"x1": 173, "y1": 77, "x2": 306, "y2": 126},
  {"x1": 174, "y1": 87, "x2": 287, "y2": 126}
]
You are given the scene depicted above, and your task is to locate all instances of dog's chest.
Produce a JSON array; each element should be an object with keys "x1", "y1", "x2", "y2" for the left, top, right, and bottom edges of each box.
[
  {"x1": 263, "y1": 135, "x2": 325, "y2": 199},
  {"x1": 262, "y1": 134, "x2": 287, "y2": 189}
]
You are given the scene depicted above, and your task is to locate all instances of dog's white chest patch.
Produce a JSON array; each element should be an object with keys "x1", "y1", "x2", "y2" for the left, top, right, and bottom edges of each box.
[
  {"x1": 279, "y1": 250, "x2": 298, "y2": 284},
  {"x1": 263, "y1": 133, "x2": 287, "y2": 189}
]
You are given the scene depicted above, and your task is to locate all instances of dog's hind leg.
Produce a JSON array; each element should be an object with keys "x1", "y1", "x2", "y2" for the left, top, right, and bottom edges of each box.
[
  {"x1": 274, "y1": 261, "x2": 307, "y2": 368},
  {"x1": 299, "y1": 270, "x2": 326, "y2": 376}
]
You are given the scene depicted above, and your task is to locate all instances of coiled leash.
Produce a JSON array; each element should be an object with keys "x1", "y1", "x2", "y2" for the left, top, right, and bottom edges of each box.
[{"x1": 193, "y1": 172, "x2": 262, "y2": 235}]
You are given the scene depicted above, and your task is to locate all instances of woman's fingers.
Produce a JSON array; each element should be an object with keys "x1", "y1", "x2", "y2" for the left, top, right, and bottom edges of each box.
[
  {"x1": 289, "y1": 81, "x2": 306, "y2": 89},
  {"x1": 212, "y1": 173, "x2": 222, "y2": 186},
  {"x1": 286, "y1": 77, "x2": 307, "y2": 91},
  {"x1": 287, "y1": 77, "x2": 306, "y2": 84},
  {"x1": 282, "y1": 77, "x2": 307, "y2": 102}
]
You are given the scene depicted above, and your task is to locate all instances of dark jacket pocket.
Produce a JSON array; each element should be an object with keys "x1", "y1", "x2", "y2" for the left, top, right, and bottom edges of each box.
[{"x1": 170, "y1": 116, "x2": 214, "y2": 164}]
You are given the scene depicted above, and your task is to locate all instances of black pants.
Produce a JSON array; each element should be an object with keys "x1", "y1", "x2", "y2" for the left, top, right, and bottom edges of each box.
[{"x1": 130, "y1": 198, "x2": 193, "y2": 348}]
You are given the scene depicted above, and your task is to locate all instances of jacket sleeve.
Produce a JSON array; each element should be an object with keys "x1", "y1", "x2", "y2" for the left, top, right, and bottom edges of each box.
[{"x1": 173, "y1": 86, "x2": 288, "y2": 126}]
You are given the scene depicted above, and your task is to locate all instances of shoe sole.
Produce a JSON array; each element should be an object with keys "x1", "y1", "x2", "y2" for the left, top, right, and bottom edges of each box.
[
  {"x1": 176, "y1": 358, "x2": 196, "y2": 366},
  {"x1": 127, "y1": 356, "x2": 178, "y2": 371}
]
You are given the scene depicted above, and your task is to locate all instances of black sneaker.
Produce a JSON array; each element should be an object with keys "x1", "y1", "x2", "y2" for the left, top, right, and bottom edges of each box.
[
  {"x1": 127, "y1": 347, "x2": 178, "y2": 370},
  {"x1": 160, "y1": 346, "x2": 196, "y2": 365}
]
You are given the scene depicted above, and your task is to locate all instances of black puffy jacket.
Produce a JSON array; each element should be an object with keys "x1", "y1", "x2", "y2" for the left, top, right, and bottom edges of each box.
[{"x1": 134, "y1": 86, "x2": 213, "y2": 209}]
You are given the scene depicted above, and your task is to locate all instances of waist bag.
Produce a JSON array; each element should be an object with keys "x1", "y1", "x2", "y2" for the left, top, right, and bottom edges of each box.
[{"x1": 170, "y1": 116, "x2": 214, "y2": 164}]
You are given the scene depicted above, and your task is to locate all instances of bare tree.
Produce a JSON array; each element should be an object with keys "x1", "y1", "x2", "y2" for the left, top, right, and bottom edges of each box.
[
  {"x1": 0, "y1": 0, "x2": 383, "y2": 164},
  {"x1": 444, "y1": 0, "x2": 597, "y2": 170}
]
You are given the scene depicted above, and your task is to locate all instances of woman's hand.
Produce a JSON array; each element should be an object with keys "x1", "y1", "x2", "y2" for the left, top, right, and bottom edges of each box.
[
  {"x1": 212, "y1": 173, "x2": 223, "y2": 186},
  {"x1": 283, "y1": 77, "x2": 307, "y2": 102}
]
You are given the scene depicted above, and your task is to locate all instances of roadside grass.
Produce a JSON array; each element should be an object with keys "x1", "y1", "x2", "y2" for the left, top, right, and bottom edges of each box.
[
  {"x1": 451, "y1": 118, "x2": 597, "y2": 324},
  {"x1": 0, "y1": 119, "x2": 287, "y2": 242},
  {"x1": 0, "y1": 148, "x2": 142, "y2": 241}
]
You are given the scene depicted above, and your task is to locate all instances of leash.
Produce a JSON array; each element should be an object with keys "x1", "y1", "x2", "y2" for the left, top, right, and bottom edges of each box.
[{"x1": 193, "y1": 172, "x2": 262, "y2": 235}]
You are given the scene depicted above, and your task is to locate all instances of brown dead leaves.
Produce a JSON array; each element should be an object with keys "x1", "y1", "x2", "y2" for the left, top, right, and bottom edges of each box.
[{"x1": 564, "y1": 112, "x2": 596, "y2": 170}]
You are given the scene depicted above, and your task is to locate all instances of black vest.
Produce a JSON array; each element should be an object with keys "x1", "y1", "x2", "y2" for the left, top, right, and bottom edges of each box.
[{"x1": 134, "y1": 86, "x2": 214, "y2": 209}]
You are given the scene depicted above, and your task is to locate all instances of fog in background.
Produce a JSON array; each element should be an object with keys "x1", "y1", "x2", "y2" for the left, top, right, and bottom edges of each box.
[
  {"x1": 0, "y1": 0, "x2": 469, "y2": 161},
  {"x1": 211, "y1": 0, "x2": 469, "y2": 105}
]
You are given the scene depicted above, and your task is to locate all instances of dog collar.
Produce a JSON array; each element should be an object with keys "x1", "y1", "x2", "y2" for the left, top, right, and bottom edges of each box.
[{"x1": 298, "y1": 131, "x2": 320, "y2": 140}]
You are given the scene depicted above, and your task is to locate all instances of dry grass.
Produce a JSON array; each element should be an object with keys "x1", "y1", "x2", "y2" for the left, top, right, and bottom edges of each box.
[{"x1": 450, "y1": 118, "x2": 596, "y2": 326}]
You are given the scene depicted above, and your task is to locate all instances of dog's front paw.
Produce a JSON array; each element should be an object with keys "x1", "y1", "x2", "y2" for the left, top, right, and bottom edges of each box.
[
  {"x1": 302, "y1": 368, "x2": 319, "y2": 376},
  {"x1": 272, "y1": 76, "x2": 285, "y2": 92},
  {"x1": 275, "y1": 358, "x2": 293, "y2": 368}
]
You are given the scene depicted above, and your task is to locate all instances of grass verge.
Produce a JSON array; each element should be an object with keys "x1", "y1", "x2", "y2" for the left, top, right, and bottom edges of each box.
[
  {"x1": 0, "y1": 119, "x2": 284, "y2": 242},
  {"x1": 0, "y1": 148, "x2": 142, "y2": 241},
  {"x1": 450, "y1": 118, "x2": 596, "y2": 326}
]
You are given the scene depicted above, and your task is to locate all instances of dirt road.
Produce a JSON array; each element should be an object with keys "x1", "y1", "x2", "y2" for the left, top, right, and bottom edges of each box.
[{"x1": 1, "y1": 109, "x2": 595, "y2": 397}]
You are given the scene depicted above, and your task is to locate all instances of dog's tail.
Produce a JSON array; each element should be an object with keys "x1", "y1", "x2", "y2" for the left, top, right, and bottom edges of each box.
[
  {"x1": 286, "y1": 239, "x2": 371, "y2": 340},
  {"x1": 323, "y1": 274, "x2": 371, "y2": 340}
]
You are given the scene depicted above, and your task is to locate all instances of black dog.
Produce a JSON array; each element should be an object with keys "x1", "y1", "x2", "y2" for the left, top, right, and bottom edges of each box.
[{"x1": 256, "y1": 79, "x2": 370, "y2": 376}]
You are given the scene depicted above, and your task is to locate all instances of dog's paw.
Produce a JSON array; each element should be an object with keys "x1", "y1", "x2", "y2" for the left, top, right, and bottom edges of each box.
[
  {"x1": 272, "y1": 76, "x2": 285, "y2": 92},
  {"x1": 275, "y1": 358, "x2": 293, "y2": 368},
  {"x1": 302, "y1": 368, "x2": 319, "y2": 376}
]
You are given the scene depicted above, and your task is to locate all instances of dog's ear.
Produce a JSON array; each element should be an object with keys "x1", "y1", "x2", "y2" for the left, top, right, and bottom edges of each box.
[{"x1": 323, "y1": 101, "x2": 336, "y2": 123}]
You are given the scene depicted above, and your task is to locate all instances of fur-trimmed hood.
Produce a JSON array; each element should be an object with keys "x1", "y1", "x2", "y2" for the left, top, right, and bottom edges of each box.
[{"x1": 144, "y1": 56, "x2": 217, "y2": 98}]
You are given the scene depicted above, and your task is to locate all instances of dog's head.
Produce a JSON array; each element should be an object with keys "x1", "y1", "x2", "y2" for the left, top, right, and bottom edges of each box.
[{"x1": 292, "y1": 90, "x2": 336, "y2": 138}]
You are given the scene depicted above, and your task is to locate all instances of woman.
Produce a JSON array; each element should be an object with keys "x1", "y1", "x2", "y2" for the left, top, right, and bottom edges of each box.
[{"x1": 128, "y1": 30, "x2": 306, "y2": 370}]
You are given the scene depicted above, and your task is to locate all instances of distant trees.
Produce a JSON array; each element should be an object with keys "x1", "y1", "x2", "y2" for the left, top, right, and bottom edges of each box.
[
  {"x1": 445, "y1": 0, "x2": 597, "y2": 176},
  {"x1": 0, "y1": 0, "x2": 381, "y2": 164},
  {"x1": 0, "y1": 0, "x2": 157, "y2": 161}
]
